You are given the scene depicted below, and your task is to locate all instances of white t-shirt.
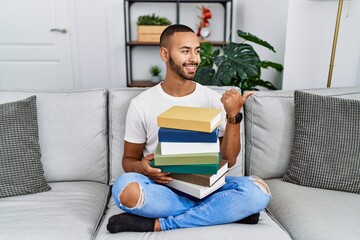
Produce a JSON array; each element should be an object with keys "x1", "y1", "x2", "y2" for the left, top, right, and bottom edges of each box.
[{"x1": 124, "y1": 82, "x2": 226, "y2": 157}]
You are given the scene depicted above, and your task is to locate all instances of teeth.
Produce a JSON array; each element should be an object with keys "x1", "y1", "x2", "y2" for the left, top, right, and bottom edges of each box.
[{"x1": 185, "y1": 65, "x2": 196, "y2": 69}]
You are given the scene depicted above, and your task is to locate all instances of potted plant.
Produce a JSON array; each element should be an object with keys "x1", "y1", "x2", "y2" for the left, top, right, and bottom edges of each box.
[
  {"x1": 150, "y1": 65, "x2": 162, "y2": 83},
  {"x1": 194, "y1": 30, "x2": 283, "y2": 93},
  {"x1": 137, "y1": 14, "x2": 171, "y2": 43}
]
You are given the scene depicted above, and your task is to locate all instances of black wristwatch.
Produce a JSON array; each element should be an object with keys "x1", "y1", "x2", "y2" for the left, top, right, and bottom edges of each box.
[{"x1": 226, "y1": 112, "x2": 243, "y2": 124}]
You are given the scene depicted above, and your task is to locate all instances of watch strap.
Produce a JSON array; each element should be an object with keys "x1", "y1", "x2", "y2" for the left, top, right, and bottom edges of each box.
[{"x1": 226, "y1": 112, "x2": 243, "y2": 124}]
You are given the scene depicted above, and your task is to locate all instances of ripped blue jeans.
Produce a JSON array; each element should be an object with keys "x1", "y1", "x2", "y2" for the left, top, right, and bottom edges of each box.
[{"x1": 112, "y1": 172, "x2": 271, "y2": 231}]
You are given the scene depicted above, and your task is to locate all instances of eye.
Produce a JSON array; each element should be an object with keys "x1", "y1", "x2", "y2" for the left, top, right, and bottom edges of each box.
[
  {"x1": 195, "y1": 49, "x2": 201, "y2": 54},
  {"x1": 182, "y1": 50, "x2": 189, "y2": 54}
]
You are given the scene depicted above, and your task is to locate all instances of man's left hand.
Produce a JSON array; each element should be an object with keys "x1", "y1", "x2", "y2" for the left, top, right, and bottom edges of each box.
[{"x1": 220, "y1": 89, "x2": 253, "y2": 117}]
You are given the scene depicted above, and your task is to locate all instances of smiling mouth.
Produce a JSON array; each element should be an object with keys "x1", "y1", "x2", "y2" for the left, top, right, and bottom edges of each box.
[{"x1": 183, "y1": 64, "x2": 198, "y2": 73}]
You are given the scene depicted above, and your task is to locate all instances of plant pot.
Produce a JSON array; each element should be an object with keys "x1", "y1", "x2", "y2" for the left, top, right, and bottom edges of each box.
[
  {"x1": 137, "y1": 25, "x2": 169, "y2": 43},
  {"x1": 151, "y1": 75, "x2": 162, "y2": 83}
]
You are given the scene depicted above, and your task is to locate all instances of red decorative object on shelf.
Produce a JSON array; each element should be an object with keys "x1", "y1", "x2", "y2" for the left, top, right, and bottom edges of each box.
[{"x1": 196, "y1": 6, "x2": 212, "y2": 39}]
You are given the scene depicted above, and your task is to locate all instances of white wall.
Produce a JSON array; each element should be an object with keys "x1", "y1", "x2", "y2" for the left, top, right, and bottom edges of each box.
[
  {"x1": 232, "y1": 0, "x2": 289, "y2": 89},
  {"x1": 282, "y1": 0, "x2": 360, "y2": 90}
]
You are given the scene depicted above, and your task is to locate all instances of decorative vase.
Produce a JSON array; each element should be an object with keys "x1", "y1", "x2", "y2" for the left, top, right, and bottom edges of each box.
[{"x1": 151, "y1": 75, "x2": 162, "y2": 83}]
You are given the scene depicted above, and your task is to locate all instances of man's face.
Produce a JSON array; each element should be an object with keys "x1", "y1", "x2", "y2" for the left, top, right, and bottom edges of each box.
[{"x1": 167, "y1": 32, "x2": 200, "y2": 80}]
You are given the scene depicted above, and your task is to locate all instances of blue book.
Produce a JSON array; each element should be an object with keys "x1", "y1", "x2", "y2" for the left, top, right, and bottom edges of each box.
[{"x1": 158, "y1": 127, "x2": 219, "y2": 143}]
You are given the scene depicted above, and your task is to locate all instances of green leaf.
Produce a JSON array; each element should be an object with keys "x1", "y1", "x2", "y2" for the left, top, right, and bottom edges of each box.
[
  {"x1": 137, "y1": 14, "x2": 171, "y2": 25},
  {"x1": 200, "y1": 42, "x2": 213, "y2": 54},
  {"x1": 215, "y1": 60, "x2": 237, "y2": 85},
  {"x1": 259, "y1": 61, "x2": 284, "y2": 72},
  {"x1": 213, "y1": 49, "x2": 220, "y2": 57},
  {"x1": 237, "y1": 30, "x2": 276, "y2": 53},
  {"x1": 252, "y1": 79, "x2": 277, "y2": 90},
  {"x1": 199, "y1": 42, "x2": 219, "y2": 67},
  {"x1": 222, "y1": 43, "x2": 261, "y2": 80},
  {"x1": 195, "y1": 29, "x2": 283, "y2": 93},
  {"x1": 194, "y1": 66, "x2": 219, "y2": 85}
]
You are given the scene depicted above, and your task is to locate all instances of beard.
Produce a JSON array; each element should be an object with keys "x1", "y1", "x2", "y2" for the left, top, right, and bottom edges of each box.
[{"x1": 169, "y1": 55, "x2": 198, "y2": 80}]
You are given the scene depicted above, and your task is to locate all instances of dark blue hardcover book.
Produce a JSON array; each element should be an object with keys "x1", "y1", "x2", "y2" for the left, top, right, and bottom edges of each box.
[{"x1": 158, "y1": 127, "x2": 219, "y2": 143}]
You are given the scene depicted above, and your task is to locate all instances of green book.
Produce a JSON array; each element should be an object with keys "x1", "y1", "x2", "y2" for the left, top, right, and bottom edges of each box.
[
  {"x1": 154, "y1": 145, "x2": 220, "y2": 166},
  {"x1": 150, "y1": 161, "x2": 220, "y2": 174}
]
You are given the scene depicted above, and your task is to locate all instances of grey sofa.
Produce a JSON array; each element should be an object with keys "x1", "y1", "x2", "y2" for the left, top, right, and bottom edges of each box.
[{"x1": 0, "y1": 86, "x2": 359, "y2": 240}]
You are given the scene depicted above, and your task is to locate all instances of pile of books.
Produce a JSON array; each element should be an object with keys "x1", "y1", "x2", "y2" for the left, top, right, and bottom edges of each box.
[{"x1": 153, "y1": 106, "x2": 229, "y2": 199}]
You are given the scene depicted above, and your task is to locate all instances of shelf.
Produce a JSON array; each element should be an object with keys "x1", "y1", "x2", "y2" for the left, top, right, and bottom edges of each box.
[
  {"x1": 127, "y1": 41, "x2": 228, "y2": 46},
  {"x1": 127, "y1": 41, "x2": 160, "y2": 46},
  {"x1": 128, "y1": 80, "x2": 159, "y2": 87},
  {"x1": 124, "y1": 0, "x2": 233, "y2": 87}
]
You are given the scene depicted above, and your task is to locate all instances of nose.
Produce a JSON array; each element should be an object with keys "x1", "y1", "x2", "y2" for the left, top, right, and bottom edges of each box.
[{"x1": 188, "y1": 50, "x2": 199, "y2": 62}]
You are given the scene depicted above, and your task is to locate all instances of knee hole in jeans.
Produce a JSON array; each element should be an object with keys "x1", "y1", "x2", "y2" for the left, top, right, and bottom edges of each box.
[
  {"x1": 119, "y1": 182, "x2": 144, "y2": 208},
  {"x1": 249, "y1": 176, "x2": 271, "y2": 195}
]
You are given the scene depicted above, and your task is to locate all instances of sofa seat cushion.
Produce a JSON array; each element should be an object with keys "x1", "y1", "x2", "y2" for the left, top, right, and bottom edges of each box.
[
  {"x1": 266, "y1": 178, "x2": 360, "y2": 240},
  {"x1": 0, "y1": 181, "x2": 109, "y2": 240},
  {"x1": 93, "y1": 199, "x2": 292, "y2": 240}
]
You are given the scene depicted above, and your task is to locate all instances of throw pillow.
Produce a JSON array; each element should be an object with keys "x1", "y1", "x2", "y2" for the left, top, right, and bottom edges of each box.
[
  {"x1": 0, "y1": 96, "x2": 51, "y2": 198},
  {"x1": 283, "y1": 91, "x2": 360, "y2": 194}
]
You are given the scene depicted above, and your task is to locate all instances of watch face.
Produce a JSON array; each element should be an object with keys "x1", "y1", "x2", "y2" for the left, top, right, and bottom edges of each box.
[{"x1": 236, "y1": 112, "x2": 243, "y2": 123}]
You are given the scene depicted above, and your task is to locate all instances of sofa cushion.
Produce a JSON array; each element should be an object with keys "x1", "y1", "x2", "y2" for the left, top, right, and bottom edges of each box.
[
  {"x1": 0, "y1": 89, "x2": 108, "y2": 183},
  {"x1": 283, "y1": 91, "x2": 360, "y2": 193},
  {"x1": 0, "y1": 181, "x2": 109, "y2": 240},
  {"x1": 266, "y1": 178, "x2": 360, "y2": 240},
  {"x1": 94, "y1": 199, "x2": 292, "y2": 240},
  {"x1": 108, "y1": 86, "x2": 245, "y2": 185},
  {"x1": 109, "y1": 88, "x2": 144, "y2": 184},
  {"x1": 244, "y1": 87, "x2": 360, "y2": 179},
  {"x1": 0, "y1": 96, "x2": 51, "y2": 198}
]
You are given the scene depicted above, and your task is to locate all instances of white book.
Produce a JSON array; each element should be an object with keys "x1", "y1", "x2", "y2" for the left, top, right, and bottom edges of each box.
[
  {"x1": 165, "y1": 174, "x2": 226, "y2": 199},
  {"x1": 160, "y1": 139, "x2": 220, "y2": 155}
]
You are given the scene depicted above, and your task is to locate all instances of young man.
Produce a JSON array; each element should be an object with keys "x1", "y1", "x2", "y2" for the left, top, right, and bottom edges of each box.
[{"x1": 107, "y1": 24, "x2": 271, "y2": 233}]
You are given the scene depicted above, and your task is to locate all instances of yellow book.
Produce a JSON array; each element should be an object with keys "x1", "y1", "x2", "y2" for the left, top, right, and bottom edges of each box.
[{"x1": 157, "y1": 106, "x2": 222, "y2": 133}]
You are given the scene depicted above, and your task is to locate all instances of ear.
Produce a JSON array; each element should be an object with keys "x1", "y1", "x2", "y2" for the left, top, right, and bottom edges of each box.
[{"x1": 160, "y1": 47, "x2": 169, "y2": 62}]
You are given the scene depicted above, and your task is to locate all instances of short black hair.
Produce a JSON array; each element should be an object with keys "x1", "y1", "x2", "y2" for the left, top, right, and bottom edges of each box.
[{"x1": 160, "y1": 24, "x2": 195, "y2": 48}]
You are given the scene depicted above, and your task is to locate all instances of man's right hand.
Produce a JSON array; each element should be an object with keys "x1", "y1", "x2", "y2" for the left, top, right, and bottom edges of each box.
[{"x1": 141, "y1": 153, "x2": 172, "y2": 184}]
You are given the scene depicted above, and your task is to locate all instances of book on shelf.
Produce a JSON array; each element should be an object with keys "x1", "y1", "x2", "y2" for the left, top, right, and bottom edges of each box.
[
  {"x1": 170, "y1": 160, "x2": 228, "y2": 187},
  {"x1": 149, "y1": 161, "x2": 220, "y2": 175},
  {"x1": 157, "y1": 106, "x2": 222, "y2": 133},
  {"x1": 154, "y1": 145, "x2": 220, "y2": 166},
  {"x1": 165, "y1": 174, "x2": 226, "y2": 199},
  {"x1": 159, "y1": 139, "x2": 220, "y2": 155},
  {"x1": 158, "y1": 127, "x2": 219, "y2": 143}
]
